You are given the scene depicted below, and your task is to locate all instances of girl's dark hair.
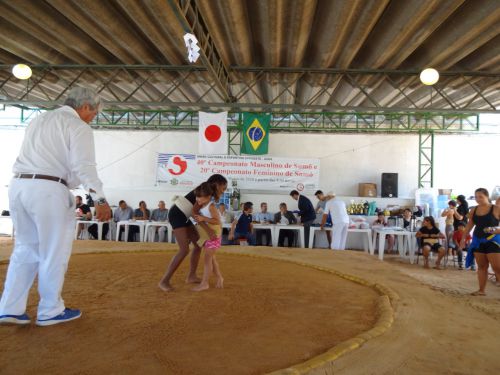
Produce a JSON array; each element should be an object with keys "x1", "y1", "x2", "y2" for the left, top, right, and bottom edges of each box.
[
  {"x1": 206, "y1": 174, "x2": 227, "y2": 200},
  {"x1": 448, "y1": 200, "x2": 457, "y2": 207},
  {"x1": 194, "y1": 182, "x2": 215, "y2": 197},
  {"x1": 475, "y1": 188, "x2": 489, "y2": 199},
  {"x1": 456, "y1": 195, "x2": 468, "y2": 209},
  {"x1": 424, "y1": 216, "x2": 436, "y2": 228},
  {"x1": 206, "y1": 174, "x2": 228, "y2": 185},
  {"x1": 139, "y1": 200, "x2": 146, "y2": 206}
]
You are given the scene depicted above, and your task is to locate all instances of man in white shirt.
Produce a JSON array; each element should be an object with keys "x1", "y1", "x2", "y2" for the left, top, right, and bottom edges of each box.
[
  {"x1": 0, "y1": 87, "x2": 110, "y2": 327},
  {"x1": 321, "y1": 194, "x2": 350, "y2": 250}
]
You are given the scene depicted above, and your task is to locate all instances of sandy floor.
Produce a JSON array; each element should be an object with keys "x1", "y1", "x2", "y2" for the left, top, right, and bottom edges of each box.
[
  {"x1": 1, "y1": 238, "x2": 500, "y2": 374},
  {"x1": 0, "y1": 239, "x2": 378, "y2": 375}
]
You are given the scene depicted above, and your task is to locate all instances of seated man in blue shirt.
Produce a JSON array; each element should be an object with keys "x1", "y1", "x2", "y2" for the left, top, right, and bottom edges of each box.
[
  {"x1": 114, "y1": 200, "x2": 134, "y2": 241},
  {"x1": 148, "y1": 200, "x2": 169, "y2": 242},
  {"x1": 229, "y1": 202, "x2": 255, "y2": 245},
  {"x1": 253, "y1": 202, "x2": 274, "y2": 246}
]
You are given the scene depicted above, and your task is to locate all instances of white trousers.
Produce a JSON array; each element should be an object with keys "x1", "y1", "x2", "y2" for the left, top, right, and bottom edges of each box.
[
  {"x1": 0, "y1": 179, "x2": 75, "y2": 319},
  {"x1": 148, "y1": 226, "x2": 167, "y2": 242},
  {"x1": 331, "y1": 222, "x2": 349, "y2": 250}
]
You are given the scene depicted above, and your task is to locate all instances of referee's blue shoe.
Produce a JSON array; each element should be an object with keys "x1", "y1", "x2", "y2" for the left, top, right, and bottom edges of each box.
[
  {"x1": 36, "y1": 308, "x2": 82, "y2": 327},
  {"x1": 0, "y1": 313, "x2": 31, "y2": 325}
]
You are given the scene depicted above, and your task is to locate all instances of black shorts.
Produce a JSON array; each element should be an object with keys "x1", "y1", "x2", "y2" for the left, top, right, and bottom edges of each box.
[
  {"x1": 168, "y1": 205, "x2": 193, "y2": 229},
  {"x1": 422, "y1": 242, "x2": 443, "y2": 252},
  {"x1": 475, "y1": 241, "x2": 500, "y2": 254}
]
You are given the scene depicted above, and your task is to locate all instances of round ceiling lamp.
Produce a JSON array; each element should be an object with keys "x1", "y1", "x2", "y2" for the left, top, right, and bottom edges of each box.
[
  {"x1": 420, "y1": 68, "x2": 439, "y2": 86},
  {"x1": 12, "y1": 64, "x2": 32, "y2": 80}
]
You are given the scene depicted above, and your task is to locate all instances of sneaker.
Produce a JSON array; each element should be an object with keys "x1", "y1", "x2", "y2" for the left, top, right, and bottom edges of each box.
[
  {"x1": 458, "y1": 265, "x2": 464, "y2": 270},
  {"x1": 36, "y1": 308, "x2": 82, "y2": 327},
  {"x1": 0, "y1": 313, "x2": 31, "y2": 325}
]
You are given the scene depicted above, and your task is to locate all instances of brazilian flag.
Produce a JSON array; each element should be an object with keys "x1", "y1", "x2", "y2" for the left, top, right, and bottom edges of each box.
[{"x1": 241, "y1": 113, "x2": 270, "y2": 155}]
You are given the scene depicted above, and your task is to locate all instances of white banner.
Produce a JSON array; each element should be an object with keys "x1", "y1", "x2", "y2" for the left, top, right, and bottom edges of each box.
[{"x1": 156, "y1": 154, "x2": 320, "y2": 192}]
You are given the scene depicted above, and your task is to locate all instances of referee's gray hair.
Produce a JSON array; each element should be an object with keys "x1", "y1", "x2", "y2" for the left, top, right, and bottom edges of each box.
[{"x1": 64, "y1": 87, "x2": 101, "y2": 110}]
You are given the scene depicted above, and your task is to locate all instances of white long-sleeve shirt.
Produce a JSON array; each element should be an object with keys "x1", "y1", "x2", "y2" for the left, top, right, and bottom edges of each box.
[
  {"x1": 324, "y1": 198, "x2": 350, "y2": 224},
  {"x1": 12, "y1": 106, "x2": 105, "y2": 198}
]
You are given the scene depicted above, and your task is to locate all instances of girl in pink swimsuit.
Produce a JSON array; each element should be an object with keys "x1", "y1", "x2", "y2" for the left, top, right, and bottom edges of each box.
[{"x1": 192, "y1": 182, "x2": 223, "y2": 292}]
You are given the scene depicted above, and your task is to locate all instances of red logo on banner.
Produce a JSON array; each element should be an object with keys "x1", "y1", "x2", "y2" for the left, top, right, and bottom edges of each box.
[
  {"x1": 168, "y1": 155, "x2": 188, "y2": 175},
  {"x1": 205, "y1": 124, "x2": 222, "y2": 142}
]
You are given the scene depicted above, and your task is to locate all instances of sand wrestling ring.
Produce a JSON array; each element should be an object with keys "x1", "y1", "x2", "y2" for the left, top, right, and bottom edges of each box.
[{"x1": 0, "y1": 241, "x2": 395, "y2": 374}]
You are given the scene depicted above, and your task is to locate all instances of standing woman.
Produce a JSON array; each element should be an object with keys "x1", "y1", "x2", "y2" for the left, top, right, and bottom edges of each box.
[
  {"x1": 158, "y1": 174, "x2": 227, "y2": 292},
  {"x1": 454, "y1": 195, "x2": 469, "y2": 230},
  {"x1": 461, "y1": 188, "x2": 500, "y2": 296},
  {"x1": 441, "y1": 200, "x2": 457, "y2": 253}
]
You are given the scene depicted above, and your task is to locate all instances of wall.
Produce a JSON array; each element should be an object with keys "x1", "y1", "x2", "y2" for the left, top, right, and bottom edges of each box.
[{"x1": 1, "y1": 126, "x2": 499, "y2": 214}]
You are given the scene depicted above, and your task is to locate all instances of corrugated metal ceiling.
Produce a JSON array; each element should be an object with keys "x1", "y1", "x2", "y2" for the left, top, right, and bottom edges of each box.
[{"x1": 0, "y1": 0, "x2": 499, "y2": 112}]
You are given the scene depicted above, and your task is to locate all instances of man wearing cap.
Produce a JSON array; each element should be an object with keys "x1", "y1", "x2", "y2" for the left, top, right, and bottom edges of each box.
[
  {"x1": 0, "y1": 87, "x2": 111, "y2": 326},
  {"x1": 321, "y1": 193, "x2": 350, "y2": 250}
]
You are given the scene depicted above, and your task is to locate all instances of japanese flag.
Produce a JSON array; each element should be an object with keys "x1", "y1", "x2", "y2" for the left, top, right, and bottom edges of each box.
[{"x1": 198, "y1": 111, "x2": 228, "y2": 155}]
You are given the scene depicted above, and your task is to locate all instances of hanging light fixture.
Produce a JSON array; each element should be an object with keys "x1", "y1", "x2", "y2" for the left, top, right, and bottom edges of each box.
[
  {"x1": 420, "y1": 68, "x2": 439, "y2": 86},
  {"x1": 12, "y1": 64, "x2": 32, "y2": 80}
]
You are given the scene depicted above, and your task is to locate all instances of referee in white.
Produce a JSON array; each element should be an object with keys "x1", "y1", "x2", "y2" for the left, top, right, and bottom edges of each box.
[{"x1": 0, "y1": 87, "x2": 111, "y2": 326}]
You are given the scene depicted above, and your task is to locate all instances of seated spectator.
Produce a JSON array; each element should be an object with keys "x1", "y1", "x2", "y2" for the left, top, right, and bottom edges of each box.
[
  {"x1": 148, "y1": 201, "x2": 169, "y2": 242},
  {"x1": 229, "y1": 202, "x2": 255, "y2": 245},
  {"x1": 233, "y1": 202, "x2": 245, "y2": 221},
  {"x1": 274, "y1": 203, "x2": 297, "y2": 247},
  {"x1": 416, "y1": 216, "x2": 446, "y2": 269},
  {"x1": 254, "y1": 202, "x2": 274, "y2": 246},
  {"x1": 372, "y1": 212, "x2": 395, "y2": 253},
  {"x1": 218, "y1": 203, "x2": 233, "y2": 224},
  {"x1": 75, "y1": 195, "x2": 92, "y2": 238},
  {"x1": 75, "y1": 195, "x2": 92, "y2": 220},
  {"x1": 402, "y1": 208, "x2": 413, "y2": 230},
  {"x1": 452, "y1": 221, "x2": 472, "y2": 270},
  {"x1": 114, "y1": 200, "x2": 134, "y2": 241},
  {"x1": 134, "y1": 200, "x2": 150, "y2": 220},
  {"x1": 88, "y1": 208, "x2": 112, "y2": 240},
  {"x1": 218, "y1": 203, "x2": 233, "y2": 245}
]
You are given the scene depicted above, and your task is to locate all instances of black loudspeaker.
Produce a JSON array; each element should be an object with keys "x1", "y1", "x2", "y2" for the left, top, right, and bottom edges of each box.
[{"x1": 381, "y1": 173, "x2": 398, "y2": 198}]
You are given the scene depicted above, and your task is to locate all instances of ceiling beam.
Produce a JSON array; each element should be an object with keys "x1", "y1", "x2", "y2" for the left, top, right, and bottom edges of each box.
[{"x1": 1, "y1": 99, "x2": 492, "y2": 114}]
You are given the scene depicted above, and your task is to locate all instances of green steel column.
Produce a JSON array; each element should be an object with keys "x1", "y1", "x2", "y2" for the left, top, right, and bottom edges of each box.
[{"x1": 418, "y1": 131, "x2": 434, "y2": 188}]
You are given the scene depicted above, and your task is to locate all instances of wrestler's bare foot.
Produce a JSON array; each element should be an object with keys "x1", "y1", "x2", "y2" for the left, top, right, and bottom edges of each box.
[
  {"x1": 192, "y1": 283, "x2": 209, "y2": 292},
  {"x1": 186, "y1": 276, "x2": 202, "y2": 284},
  {"x1": 158, "y1": 282, "x2": 174, "y2": 292},
  {"x1": 216, "y1": 277, "x2": 224, "y2": 289},
  {"x1": 471, "y1": 290, "x2": 486, "y2": 296}
]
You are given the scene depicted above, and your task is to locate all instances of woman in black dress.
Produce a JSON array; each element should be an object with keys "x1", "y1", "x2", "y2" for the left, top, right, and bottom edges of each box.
[{"x1": 158, "y1": 174, "x2": 227, "y2": 291}]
